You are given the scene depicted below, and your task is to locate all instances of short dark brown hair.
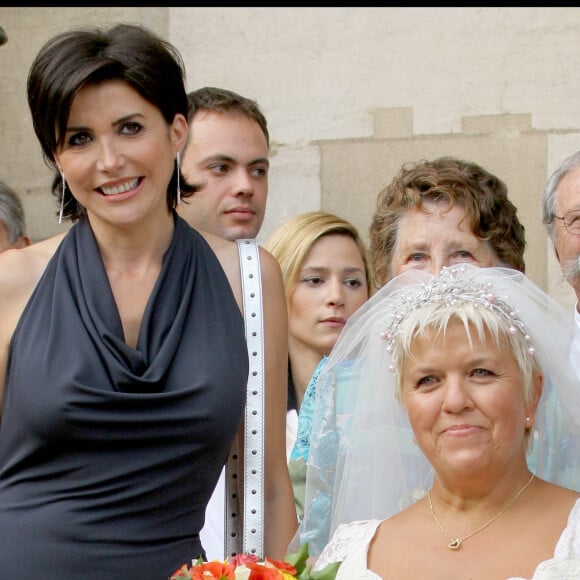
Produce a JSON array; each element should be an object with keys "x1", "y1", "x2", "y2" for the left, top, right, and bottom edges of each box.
[
  {"x1": 186, "y1": 86, "x2": 269, "y2": 147},
  {"x1": 27, "y1": 23, "x2": 198, "y2": 221}
]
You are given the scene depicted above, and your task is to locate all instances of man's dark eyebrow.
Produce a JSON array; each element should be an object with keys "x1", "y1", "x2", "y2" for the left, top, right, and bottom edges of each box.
[
  {"x1": 201, "y1": 154, "x2": 234, "y2": 164},
  {"x1": 201, "y1": 154, "x2": 269, "y2": 168},
  {"x1": 248, "y1": 157, "x2": 269, "y2": 168}
]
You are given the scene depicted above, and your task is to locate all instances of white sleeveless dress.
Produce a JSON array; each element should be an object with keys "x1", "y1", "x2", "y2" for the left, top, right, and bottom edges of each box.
[{"x1": 314, "y1": 498, "x2": 580, "y2": 579}]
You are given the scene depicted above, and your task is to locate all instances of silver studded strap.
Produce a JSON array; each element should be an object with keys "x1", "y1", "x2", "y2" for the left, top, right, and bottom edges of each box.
[{"x1": 224, "y1": 239, "x2": 265, "y2": 558}]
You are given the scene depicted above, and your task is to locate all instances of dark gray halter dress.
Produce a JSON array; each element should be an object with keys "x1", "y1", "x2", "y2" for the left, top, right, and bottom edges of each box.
[{"x1": 0, "y1": 214, "x2": 248, "y2": 579}]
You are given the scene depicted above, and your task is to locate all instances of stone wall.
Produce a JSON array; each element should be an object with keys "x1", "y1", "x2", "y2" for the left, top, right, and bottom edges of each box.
[{"x1": 2, "y1": 7, "x2": 580, "y2": 308}]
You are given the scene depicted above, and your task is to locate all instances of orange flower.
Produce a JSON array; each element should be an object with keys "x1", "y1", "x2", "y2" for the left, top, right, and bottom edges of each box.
[
  {"x1": 264, "y1": 558, "x2": 297, "y2": 575},
  {"x1": 171, "y1": 560, "x2": 236, "y2": 579},
  {"x1": 192, "y1": 560, "x2": 236, "y2": 580},
  {"x1": 245, "y1": 561, "x2": 282, "y2": 579},
  {"x1": 169, "y1": 542, "x2": 340, "y2": 580}
]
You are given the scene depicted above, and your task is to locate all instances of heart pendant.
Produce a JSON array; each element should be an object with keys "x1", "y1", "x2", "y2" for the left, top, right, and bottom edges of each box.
[{"x1": 448, "y1": 538, "x2": 462, "y2": 550}]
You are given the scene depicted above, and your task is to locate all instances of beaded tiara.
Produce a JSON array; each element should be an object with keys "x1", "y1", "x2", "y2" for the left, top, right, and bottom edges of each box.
[{"x1": 379, "y1": 265, "x2": 535, "y2": 356}]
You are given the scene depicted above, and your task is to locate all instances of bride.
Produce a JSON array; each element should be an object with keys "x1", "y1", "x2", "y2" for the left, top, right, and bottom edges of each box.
[{"x1": 303, "y1": 265, "x2": 580, "y2": 579}]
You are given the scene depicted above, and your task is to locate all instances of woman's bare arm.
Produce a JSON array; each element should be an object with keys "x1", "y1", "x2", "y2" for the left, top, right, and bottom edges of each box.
[
  {"x1": 203, "y1": 234, "x2": 297, "y2": 558},
  {"x1": 0, "y1": 234, "x2": 66, "y2": 411},
  {"x1": 258, "y1": 246, "x2": 297, "y2": 558}
]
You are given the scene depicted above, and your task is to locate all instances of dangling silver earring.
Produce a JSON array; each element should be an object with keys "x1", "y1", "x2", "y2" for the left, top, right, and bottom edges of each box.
[
  {"x1": 59, "y1": 173, "x2": 65, "y2": 224},
  {"x1": 176, "y1": 151, "x2": 181, "y2": 206}
]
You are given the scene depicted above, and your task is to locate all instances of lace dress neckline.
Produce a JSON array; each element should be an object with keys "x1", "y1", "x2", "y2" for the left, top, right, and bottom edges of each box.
[{"x1": 314, "y1": 498, "x2": 580, "y2": 579}]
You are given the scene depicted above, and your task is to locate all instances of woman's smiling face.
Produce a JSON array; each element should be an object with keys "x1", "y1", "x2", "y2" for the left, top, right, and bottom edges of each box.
[
  {"x1": 55, "y1": 80, "x2": 186, "y2": 227},
  {"x1": 402, "y1": 320, "x2": 538, "y2": 478}
]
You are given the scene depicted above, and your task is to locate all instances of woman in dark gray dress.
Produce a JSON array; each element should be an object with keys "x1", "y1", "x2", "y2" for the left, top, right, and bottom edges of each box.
[{"x1": 0, "y1": 23, "x2": 295, "y2": 578}]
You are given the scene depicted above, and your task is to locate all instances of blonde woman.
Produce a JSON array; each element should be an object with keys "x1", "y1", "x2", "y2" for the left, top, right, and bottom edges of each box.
[{"x1": 265, "y1": 211, "x2": 372, "y2": 520}]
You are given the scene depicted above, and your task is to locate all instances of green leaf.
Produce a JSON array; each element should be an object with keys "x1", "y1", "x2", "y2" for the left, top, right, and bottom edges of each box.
[
  {"x1": 310, "y1": 561, "x2": 342, "y2": 579},
  {"x1": 284, "y1": 542, "x2": 310, "y2": 573},
  {"x1": 284, "y1": 543, "x2": 341, "y2": 580}
]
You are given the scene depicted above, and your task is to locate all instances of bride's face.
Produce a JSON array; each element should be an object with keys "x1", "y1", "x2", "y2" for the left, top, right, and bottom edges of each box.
[{"x1": 401, "y1": 321, "x2": 534, "y2": 479}]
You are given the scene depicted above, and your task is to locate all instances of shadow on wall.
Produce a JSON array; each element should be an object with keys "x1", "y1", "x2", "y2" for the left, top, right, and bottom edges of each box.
[{"x1": 0, "y1": 26, "x2": 7, "y2": 46}]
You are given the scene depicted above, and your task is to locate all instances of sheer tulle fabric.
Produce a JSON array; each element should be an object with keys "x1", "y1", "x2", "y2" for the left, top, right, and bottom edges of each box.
[{"x1": 296, "y1": 265, "x2": 580, "y2": 557}]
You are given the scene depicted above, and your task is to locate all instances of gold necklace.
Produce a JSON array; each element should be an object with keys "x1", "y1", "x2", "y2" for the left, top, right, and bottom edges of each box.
[{"x1": 426, "y1": 472, "x2": 535, "y2": 551}]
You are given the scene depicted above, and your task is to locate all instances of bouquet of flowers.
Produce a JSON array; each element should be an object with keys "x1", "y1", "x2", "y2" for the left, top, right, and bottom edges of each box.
[{"x1": 170, "y1": 542, "x2": 340, "y2": 579}]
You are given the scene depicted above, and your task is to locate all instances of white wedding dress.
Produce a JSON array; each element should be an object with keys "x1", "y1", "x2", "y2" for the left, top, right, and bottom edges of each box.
[{"x1": 314, "y1": 498, "x2": 580, "y2": 579}]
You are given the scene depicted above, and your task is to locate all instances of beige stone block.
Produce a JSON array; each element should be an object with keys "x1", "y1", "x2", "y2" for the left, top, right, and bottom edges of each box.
[
  {"x1": 462, "y1": 114, "x2": 533, "y2": 135},
  {"x1": 373, "y1": 107, "x2": 414, "y2": 139}
]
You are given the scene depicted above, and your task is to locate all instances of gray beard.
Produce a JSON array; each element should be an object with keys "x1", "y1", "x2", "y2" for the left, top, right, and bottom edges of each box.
[{"x1": 563, "y1": 254, "x2": 580, "y2": 284}]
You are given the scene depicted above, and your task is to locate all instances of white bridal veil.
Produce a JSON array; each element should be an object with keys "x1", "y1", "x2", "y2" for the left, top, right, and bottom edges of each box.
[{"x1": 297, "y1": 265, "x2": 580, "y2": 556}]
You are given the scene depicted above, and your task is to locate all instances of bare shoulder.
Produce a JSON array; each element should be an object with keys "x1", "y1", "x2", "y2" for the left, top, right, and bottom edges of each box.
[
  {"x1": 0, "y1": 234, "x2": 66, "y2": 388},
  {"x1": 199, "y1": 231, "x2": 285, "y2": 306},
  {"x1": 256, "y1": 245, "x2": 283, "y2": 282},
  {"x1": 197, "y1": 230, "x2": 242, "y2": 307},
  {"x1": 199, "y1": 229, "x2": 236, "y2": 259},
  {"x1": 370, "y1": 498, "x2": 426, "y2": 553},
  {"x1": 0, "y1": 233, "x2": 65, "y2": 302},
  {"x1": 536, "y1": 478, "x2": 580, "y2": 508},
  {"x1": 256, "y1": 245, "x2": 286, "y2": 319},
  {"x1": 195, "y1": 230, "x2": 286, "y2": 316}
]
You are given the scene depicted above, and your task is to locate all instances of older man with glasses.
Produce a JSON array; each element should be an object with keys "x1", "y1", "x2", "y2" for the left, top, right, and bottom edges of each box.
[{"x1": 542, "y1": 150, "x2": 580, "y2": 377}]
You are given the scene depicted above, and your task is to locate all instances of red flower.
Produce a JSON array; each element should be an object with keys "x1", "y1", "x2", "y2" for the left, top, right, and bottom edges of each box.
[{"x1": 230, "y1": 553, "x2": 260, "y2": 567}]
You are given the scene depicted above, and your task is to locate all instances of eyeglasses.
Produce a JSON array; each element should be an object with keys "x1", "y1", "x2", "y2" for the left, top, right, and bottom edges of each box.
[{"x1": 554, "y1": 209, "x2": 580, "y2": 235}]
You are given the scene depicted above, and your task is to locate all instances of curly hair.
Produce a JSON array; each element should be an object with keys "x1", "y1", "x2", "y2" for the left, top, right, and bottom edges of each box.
[{"x1": 369, "y1": 156, "x2": 526, "y2": 290}]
